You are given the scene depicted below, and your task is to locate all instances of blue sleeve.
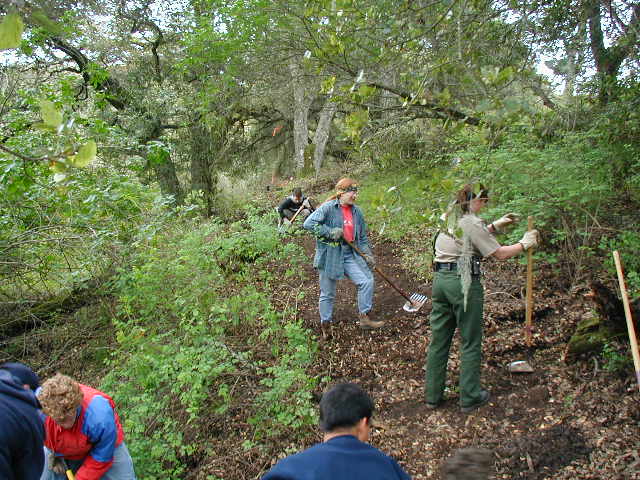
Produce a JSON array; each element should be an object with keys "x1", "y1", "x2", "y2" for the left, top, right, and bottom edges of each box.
[
  {"x1": 81, "y1": 396, "x2": 117, "y2": 462},
  {"x1": 303, "y1": 203, "x2": 332, "y2": 239},
  {"x1": 390, "y1": 457, "x2": 412, "y2": 480}
]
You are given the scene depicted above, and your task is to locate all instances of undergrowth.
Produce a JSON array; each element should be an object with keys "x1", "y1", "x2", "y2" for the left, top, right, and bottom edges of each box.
[{"x1": 101, "y1": 210, "x2": 318, "y2": 479}]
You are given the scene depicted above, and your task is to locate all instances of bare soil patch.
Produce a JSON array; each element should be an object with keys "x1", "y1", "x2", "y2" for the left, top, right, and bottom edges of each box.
[{"x1": 285, "y1": 232, "x2": 640, "y2": 480}]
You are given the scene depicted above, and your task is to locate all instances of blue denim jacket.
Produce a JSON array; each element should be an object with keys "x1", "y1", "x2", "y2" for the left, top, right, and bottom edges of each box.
[{"x1": 303, "y1": 199, "x2": 373, "y2": 280}]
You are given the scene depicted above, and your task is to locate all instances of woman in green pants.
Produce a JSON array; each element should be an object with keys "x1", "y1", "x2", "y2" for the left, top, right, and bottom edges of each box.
[{"x1": 425, "y1": 184, "x2": 539, "y2": 413}]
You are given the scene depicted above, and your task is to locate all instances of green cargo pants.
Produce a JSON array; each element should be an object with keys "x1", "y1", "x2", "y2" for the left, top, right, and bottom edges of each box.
[{"x1": 425, "y1": 270, "x2": 484, "y2": 408}]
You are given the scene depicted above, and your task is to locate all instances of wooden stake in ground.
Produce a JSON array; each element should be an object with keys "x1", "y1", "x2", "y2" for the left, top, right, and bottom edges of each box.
[
  {"x1": 613, "y1": 250, "x2": 640, "y2": 392},
  {"x1": 525, "y1": 216, "x2": 534, "y2": 347}
]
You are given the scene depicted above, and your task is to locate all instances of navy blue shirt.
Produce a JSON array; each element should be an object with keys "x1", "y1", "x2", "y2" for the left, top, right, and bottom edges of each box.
[
  {"x1": 0, "y1": 370, "x2": 45, "y2": 480},
  {"x1": 262, "y1": 435, "x2": 411, "y2": 480}
]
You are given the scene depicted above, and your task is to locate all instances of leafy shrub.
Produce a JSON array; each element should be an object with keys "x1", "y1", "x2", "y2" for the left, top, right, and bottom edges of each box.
[
  {"x1": 600, "y1": 231, "x2": 640, "y2": 298},
  {"x1": 102, "y1": 213, "x2": 317, "y2": 478},
  {"x1": 601, "y1": 342, "x2": 633, "y2": 374}
]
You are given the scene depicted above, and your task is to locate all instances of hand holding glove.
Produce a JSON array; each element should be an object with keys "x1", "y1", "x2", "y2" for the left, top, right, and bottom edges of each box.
[
  {"x1": 328, "y1": 227, "x2": 343, "y2": 241},
  {"x1": 519, "y1": 229, "x2": 539, "y2": 251},
  {"x1": 48, "y1": 453, "x2": 67, "y2": 475},
  {"x1": 492, "y1": 213, "x2": 520, "y2": 233}
]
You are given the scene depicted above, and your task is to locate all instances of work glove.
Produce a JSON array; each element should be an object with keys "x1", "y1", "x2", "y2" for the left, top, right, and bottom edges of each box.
[
  {"x1": 491, "y1": 213, "x2": 520, "y2": 233},
  {"x1": 48, "y1": 452, "x2": 67, "y2": 475},
  {"x1": 519, "y1": 229, "x2": 539, "y2": 251},
  {"x1": 328, "y1": 227, "x2": 343, "y2": 241}
]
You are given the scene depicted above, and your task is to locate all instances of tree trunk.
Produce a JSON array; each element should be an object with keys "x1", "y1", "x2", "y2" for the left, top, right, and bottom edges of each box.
[
  {"x1": 189, "y1": 123, "x2": 216, "y2": 217},
  {"x1": 313, "y1": 96, "x2": 338, "y2": 175},
  {"x1": 289, "y1": 57, "x2": 313, "y2": 172},
  {"x1": 585, "y1": 0, "x2": 640, "y2": 103},
  {"x1": 151, "y1": 152, "x2": 184, "y2": 204}
]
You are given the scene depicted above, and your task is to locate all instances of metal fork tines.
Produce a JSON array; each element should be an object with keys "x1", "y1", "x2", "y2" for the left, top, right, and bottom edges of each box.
[{"x1": 403, "y1": 293, "x2": 428, "y2": 312}]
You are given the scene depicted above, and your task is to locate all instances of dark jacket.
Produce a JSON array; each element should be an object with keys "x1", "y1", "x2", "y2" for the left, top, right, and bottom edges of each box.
[
  {"x1": 0, "y1": 370, "x2": 45, "y2": 480},
  {"x1": 262, "y1": 435, "x2": 411, "y2": 480},
  {"x1": 277, "y1": 195, "x2": 308, "y2": 218}
]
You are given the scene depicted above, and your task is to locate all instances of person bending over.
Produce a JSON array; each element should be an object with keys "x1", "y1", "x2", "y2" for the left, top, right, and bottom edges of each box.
[
  {"x1": 277, "y1": 187, "x2": 314, "y2": 224},
  {"x1": 38, "y1": 373, "x2": 136, "y2": 480}
]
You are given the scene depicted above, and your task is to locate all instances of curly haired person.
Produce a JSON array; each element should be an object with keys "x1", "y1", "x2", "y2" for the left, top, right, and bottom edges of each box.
[{"x1": 38, "y1": 373, "x2": 136, "y2": 480}]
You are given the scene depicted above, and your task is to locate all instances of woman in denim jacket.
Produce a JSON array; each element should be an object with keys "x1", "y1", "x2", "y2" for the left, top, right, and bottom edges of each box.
[{"x1": 303, "y1": 178, "x2": 385, "y2": 338}]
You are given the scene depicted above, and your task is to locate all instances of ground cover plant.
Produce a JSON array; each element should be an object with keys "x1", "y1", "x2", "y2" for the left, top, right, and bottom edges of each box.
[{"x1": 99, "y1": 212, "x2": 319, "y2": 478}]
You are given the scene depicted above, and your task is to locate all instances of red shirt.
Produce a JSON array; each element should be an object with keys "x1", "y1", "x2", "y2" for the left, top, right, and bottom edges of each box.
[{"x1": 341, "y1": 205, "x2": 354, "y2": 242}]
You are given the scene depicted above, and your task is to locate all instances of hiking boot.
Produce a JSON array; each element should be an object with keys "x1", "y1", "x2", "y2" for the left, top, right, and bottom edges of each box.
[
  {"x1": 358, "y1": 313, "x2": 385, "y2": 330},
  {"x1": 461, "y1": 390, "x2": 490, "y2": 414},
  {"x1": 321, "y1": 322, "x2": 333, "y2": 339}
]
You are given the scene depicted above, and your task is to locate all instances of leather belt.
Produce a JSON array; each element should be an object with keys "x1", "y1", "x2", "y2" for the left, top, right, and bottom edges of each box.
[
  {"x1": 434, "y1": 257, "x2": 482, "y2": 275},
  {"x1": 434, "y1": 262, "x2": 457, "y2": 271}
]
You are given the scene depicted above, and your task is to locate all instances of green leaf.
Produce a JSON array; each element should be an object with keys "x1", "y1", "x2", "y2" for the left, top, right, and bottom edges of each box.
[
  {"x1": 30, "y1": 10, "x2": 62, "y2": 34},
  {"x1": 70, "y1": 140, "x2": 97, "y2": 167},
  {"x1": 39, "y1": 100, "x2": 63, "y2": 129},
  {"x1": 0, "y1": 13, "x2": 24, "y2": 50}
]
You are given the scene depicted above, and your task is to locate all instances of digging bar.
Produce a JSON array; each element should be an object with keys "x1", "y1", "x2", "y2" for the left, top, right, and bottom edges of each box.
[
  {"x1": 525, "y1": 216, "x2": 534, "y2": 347},
  {"x1": 509, "y1": 216, "x2": 536, "y2": 373},
  {"x1": 613, "y1": 250, "x2": 640, "y2": 392},
  {"x1": 346, "y1": 240, "x2": 427, "y2": 312}
]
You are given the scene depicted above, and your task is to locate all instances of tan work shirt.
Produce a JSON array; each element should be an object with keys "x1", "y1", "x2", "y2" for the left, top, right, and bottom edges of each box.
[{"x1": 434, "y1": 213, "x2": 501, "y2": 263}]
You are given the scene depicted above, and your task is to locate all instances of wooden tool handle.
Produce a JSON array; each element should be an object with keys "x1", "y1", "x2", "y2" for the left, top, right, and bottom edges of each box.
[
  {"x1": 613, "y1": 250, "x2": 640, "y2": 392},
  {"x1": 347, "y1": 240, "x2": 413, "y2": 303},
  {"x1": 289, "y1": 204, "x2": 306, "y2": 224},
  {"x1": 525, "y1": 216, "x2": 534, "y2": 346}
]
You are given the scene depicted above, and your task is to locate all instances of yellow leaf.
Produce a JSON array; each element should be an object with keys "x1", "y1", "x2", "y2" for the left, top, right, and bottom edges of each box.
[
  {"x1": 71, "y1": 140, "x2": 96, "y2": 167},
  {"x1": 39, "y1": 100, "x2": 63, "y2": 129},
  {"x1": 0, "y1": 13, "x2": 24, "y2": 50}
]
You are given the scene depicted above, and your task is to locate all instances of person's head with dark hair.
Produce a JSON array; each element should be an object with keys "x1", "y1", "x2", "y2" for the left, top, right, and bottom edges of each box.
[
  {"x1": 0, "y1": 362, "x2": 40, "y2": 390},
  {"x1": 441, "y1": 447, "x2": 492, "y2": 480},
  {"x1": 456, "y1": 184, "x2": 489, "y2": 214},
  {"x1": 293, "y1": 188, "x2": 303, "y2": 202},
  {"x1": 319, "y1": 383, "x2": 374, "y2": 442}
]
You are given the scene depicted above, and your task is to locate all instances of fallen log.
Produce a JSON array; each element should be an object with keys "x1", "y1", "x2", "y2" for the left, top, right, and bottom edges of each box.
[{"x1": 0, "y1": 271, "x2": 113, "y2": 337}]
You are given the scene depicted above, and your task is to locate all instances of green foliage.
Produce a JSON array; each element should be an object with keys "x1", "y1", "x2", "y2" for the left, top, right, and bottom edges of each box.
[
  {"x1": 0, "y1": 12, "x2": 23, "y2": 50},
  {"x1": 601, "y1": 342, "x2": 633, "y2": 373},
  {"x1": 103, "y1": 214, "x2": 317, "y2": 478},
  {"x1": 343, "y1": 109, "x2": 370, "y2": 142},
  {"x1": 601, "y1": 232, "x2": 640, "y2": 298},
  {"x1": 449, "y1": 130, "x2": 626, "y2": 279}
]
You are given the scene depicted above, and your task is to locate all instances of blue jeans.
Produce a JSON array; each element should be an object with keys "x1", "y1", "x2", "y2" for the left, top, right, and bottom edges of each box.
[
  {"x1": 319, "y1": 249, "x2": 374, "y2": 323},
  {"x1": 40, "y1": 443, "x2": 136, "y2": 480}
]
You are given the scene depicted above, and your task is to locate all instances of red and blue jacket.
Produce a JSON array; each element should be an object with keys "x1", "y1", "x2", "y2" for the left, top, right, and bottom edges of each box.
[{"x1": 43, "y1": 384, "x2": 124, "y2": 480}]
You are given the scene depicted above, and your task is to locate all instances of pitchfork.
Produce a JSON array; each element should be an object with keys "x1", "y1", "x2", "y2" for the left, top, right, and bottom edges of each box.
[{"x1": 346, "y1": 240, "x2": 427, "y2": 312}]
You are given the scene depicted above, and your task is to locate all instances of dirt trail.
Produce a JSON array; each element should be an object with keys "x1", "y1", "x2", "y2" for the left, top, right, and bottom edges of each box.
[{"x1": 293, "y1": 233, "x2": 640, "y2": 480}]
